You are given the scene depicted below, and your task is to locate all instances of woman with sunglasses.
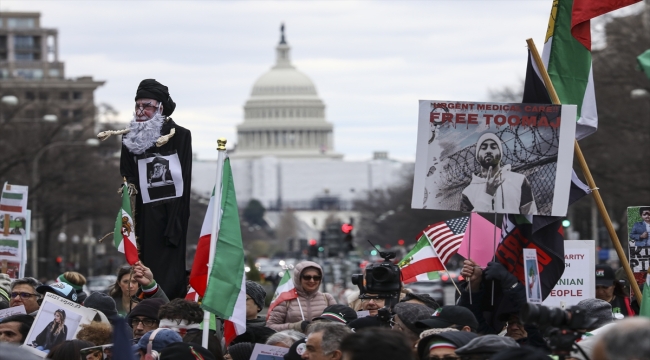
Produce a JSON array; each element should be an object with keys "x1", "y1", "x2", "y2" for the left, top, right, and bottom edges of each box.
[{"x1": 267, "y1": 261, "x2": 336, "y2": 333}]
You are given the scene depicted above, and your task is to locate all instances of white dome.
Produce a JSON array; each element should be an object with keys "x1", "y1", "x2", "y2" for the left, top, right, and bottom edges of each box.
[{"x1": 251, "y1": 67, "x2": 317, "y2": 96}]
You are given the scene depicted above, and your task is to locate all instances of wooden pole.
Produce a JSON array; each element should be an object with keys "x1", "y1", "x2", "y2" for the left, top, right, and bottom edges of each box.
[{"x1": 526, "y1": 38, "x2": 643, "y2": 301}]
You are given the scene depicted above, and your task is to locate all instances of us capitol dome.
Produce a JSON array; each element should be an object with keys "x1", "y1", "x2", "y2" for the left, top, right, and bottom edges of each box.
[{"x1": 231, "y1": 25, "x2": 342, "y2": 159}]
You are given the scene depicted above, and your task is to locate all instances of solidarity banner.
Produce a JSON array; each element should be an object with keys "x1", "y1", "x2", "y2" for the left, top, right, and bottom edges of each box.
[
  {"x1": 543, "y1": 240, "x2": 595, "y2": 308},
  {"x1": 412, "y1": 101, "x2": 576, "y2": 216}
]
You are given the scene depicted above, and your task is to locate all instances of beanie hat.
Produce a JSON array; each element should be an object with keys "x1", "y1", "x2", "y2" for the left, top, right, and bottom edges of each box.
[
  {"x1": 57, "y1": 274, "x2": 82, "y2": 291},
  {"x1": 392, "y1": 302, "x2": 433, "y2": 334},
  {"x1": 284, "y1": 338, "x2": 306, "y2": 360},
  {"x1": 475, "y1": 133, "x2": 503, "y2": 163},
  {"x1": 576, "y1": 298, "x2": 612, "y2": 329},
  {"x1": 0, "y1": 274, "x2": 11, "y2": 302},
  {"x1": 227, "y1": 342, "x2": 254, "y2": 360},
  {"x1": 133, "y1": 329, "x2": 183, "y2": 354},
  {"x1": 231, "y1": 326, "x2": 276, "y2": 345},
  {"x1": 455, "y1": 334, "x2": 519, "y2": 355},
  {"x1": 245, "y1": 281, "x2": 266, "y2": 312},
  {"x1": 84, "y1": 292, "x2": 119, "y2": 319},
  {"x1": 160, "y1": 342, "x2": 216, "y2": 360},
  {"x1": 127, "y1": 298, "x2": 166, "y2": 323}
]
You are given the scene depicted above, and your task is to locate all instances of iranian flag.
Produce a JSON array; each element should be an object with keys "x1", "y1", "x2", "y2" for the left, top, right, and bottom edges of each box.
[
  {"x1": 266, "y1": 270, "x2": 298, "y2": 320},
  {"x1": 398, "y1": 233, "x2": 444, "y2": 284},
  {"x1": 0, "y1": 184, "x2": 28, "y2": 214},
  {"x1": 542, "y1": 0, "x2": 641, "y2": 140},
  {"x1": 113, "y1": 183, "x2": 139, "y2": 265},
  {"x1": 195, "y1": 158, "x2": 246, "y2": 344}
]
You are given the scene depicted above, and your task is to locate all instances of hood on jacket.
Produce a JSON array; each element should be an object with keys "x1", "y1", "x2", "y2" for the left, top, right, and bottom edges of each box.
[{"x1": 293, "y1": 261, "x2": 323, "y2": 295}]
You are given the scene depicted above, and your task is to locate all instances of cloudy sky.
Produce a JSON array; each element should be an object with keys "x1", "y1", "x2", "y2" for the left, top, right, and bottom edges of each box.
[{"x1": 3, "y1": 1, "x2": 641, "y2": 161}]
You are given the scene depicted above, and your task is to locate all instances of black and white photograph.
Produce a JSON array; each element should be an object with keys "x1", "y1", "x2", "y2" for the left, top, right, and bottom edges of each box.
[
  {"x1": 412, "y1": 100, "x2": 577, "y2": 216},
  {"x1": 137, "y1": 151, "x2": 184, "y2": 204},
  {"x1": 22, "y1": 292, "x2": 97, "y2": 357}
]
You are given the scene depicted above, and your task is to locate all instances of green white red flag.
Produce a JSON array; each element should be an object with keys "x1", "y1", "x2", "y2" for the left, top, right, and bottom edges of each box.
[
  {"x1": 195, "y1": 158, "x2": 246, "y2": 344},
  {"x1": 542, "y1": 0, "x2": 641, "y2": 140},
  {"x1": 113, "y1": 183, "x2": 139, "y2": 265},
  {"x1": 266, "y1": 270, "x2": 298, "y2": 320},
  {"x1": 0, "y1": 184, "x2": 28, "y2": 215},
  {"x1": 639, "y1": 270, "x2": 650, "y2": 317}
]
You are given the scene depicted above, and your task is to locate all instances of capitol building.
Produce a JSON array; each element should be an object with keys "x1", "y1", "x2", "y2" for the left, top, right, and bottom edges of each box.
[{"x1": 192, "y1": 27, "x2": 410, "y2": 218}]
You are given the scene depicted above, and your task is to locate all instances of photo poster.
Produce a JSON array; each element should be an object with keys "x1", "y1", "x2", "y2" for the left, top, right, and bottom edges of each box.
[
  {"x1": 0, "y1": 234, "x2": 24, "y2": 279},
  {"x1": 21, "y1": 292, "x2": 97, "y2": 357},
  {"x1": 137, "y1": 151, "x2": 184, "y2": 204},
  {"x1": 523, "y1": 248, "x2": 542, "y2": 304},
  {"x1": 250, "y1": 344, "x2": 290, "y2": 360},
  {"x1": 0, "y1": 305, "x2": 26, "y2": 320},
  {"x1": 0, "y1": 183, "x2": 28, "y2": 216},
  {"x1": 80, "y1": 344, "x2": 113, "y2": 360},
  {"x1": 0, "y1": 211, "x2": 29, "y2": 237},
  {"x1": 627, "y1": 206, "x2": 650, "y2": 290},
  {"x1": 543, "y1": 240, "x2": 595, "y2": 308},
  {"x1": 412, "y1": 101, "x2": 577, "y2": 216}
]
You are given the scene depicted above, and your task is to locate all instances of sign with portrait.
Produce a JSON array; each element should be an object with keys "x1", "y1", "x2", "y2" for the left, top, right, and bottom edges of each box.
[
  {"x1": 412, "y1": 101, "x2": 577, "y2": 216},
  {"x1": 523, "y1": 248, "x2": 542, "y2": 304},
  {"x1": 628, "y1": 206, "x2": 650, "y2": 289},
  {"x1": 137, "y1": 151, "x2": 184, "y2": 204}
]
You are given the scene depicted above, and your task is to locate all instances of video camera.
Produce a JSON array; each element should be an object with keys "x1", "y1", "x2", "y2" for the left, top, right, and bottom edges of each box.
[{"x1": 521, "y1": 303, "x2": 596, "y2": 359}]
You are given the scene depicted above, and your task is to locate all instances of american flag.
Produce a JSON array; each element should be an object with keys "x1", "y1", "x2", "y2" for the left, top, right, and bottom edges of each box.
[{"x1": 423, "y1": 216, "x2": 469, "y2": 265}]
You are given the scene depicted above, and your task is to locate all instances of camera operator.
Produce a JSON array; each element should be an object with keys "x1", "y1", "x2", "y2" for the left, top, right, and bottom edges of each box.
[
  {"x1": 390, "y1": 303, "x2": 433, "y2": 353},
  {"x1": 459, "y1": 259, "x2": 547, "y2": 351}
]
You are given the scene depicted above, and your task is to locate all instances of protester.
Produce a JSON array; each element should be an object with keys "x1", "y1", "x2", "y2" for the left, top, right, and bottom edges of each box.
[
  {"x1": 302, "y1": 322, "x2": 351, "y2": 360},
  {"x1": 490, "y1": 346, "x2": 550, "y2": 360},
  {"x1": 120, "y1": 78, "x2": 192, "y2": 300},
  {"x1": 400, "y1": 292, "x2": 440, "y2": 310},
  {"x1": 592, "y1": 317, "x2": 650, "y2": 360},
  {"x1": 56, "y1": 271, "x2": 88, "y2": 304},
  {"x1": 76, "y1": 322, "x2": 113, "y2": 346},
  {"x1": 267, "y1": 261, "x2": 336, "y2": 332},
  {"x1": 391, "y1": 303, "x2": 433, "y2": 351},
  {"x1": 454, "y1": 334, "x2": 520, "y2": 359},
  {"x1": 416, "y1": 330, "x2": 478, "y2": 360},
  {"x1": 265, "y1": 330, "x2": 305, "y2": 348},
  {"x1": 231, "y1": 326, "x2": 276, "y2": 345},
  {"x1": 158, "y1": 298, "x2": 203, "y2": 337},
  {"x1": 128, "y1": 298, "x2": 166, "y2": 339},
  {"x1": 245, "y1": 281, "x2": 267, "y2": 327},
  {"x1": 46, "y1": 339, "x2": 95, "y2": 360},
  {"x1": 224, "y1": 342, "x2": 254, "y2": 360},
  {"x1": 160, "y1": 342, "x2": 216, "y2": 360},
  {"x1": 357, "y1": 297, "x2": 384, "y2": 316},
  {"x1": 32, "y1": 308, "x2": 67, "y2": 353},
  {"x1": 415, "y1": 305, "x2": 479, "y2": 333},
  {"x1": 576, "y1": 298, "x2": 614, "y2": 331},
  {"x1": 132, "y1": 329, "x2": 183, "y2": 359},
  {"x1": 0, "y1": 314, "x2": 34, "y2": 344},
  {"x1": 340, "y1": 328, "x2": 415, "y2": 360},
  {"x1": 109, "y1": 266, "x2": 139, "y2": 315},
  {"x1": 182, "y1": 329, "x2": 224, "y2": 360},
  {"x1": 284, "y1": 338, "x2": 306, "y2": 360},
  {"x1": 594, "y1": 264, "x2": 637, "y2": 317},
  {"x1": 83, "y1": 292, "x2": 119, "y2": 324},
  {"x1": 10, "y1": 277, "x2": 41, "y2": 315},
  {"x1": 312, "y1": 305, "x2": 357, "y2": 325},
  {"x1": 0, "y1": 274, "x2": 11, "y2": 309},
  {"x1": 347, "y1": 315, "x2": 385, "y2": 332},
  {"x1": 36, "y1": 282, "x2": 79, "y2": 303}
]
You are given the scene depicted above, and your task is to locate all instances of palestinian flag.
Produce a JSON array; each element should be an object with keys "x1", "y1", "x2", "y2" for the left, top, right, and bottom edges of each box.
[
  {"x1": 399, "y1": 233, "x2": 444, "y2": 284},
  {"x1": 266, "y1": 270, "x2": 298, "y2": 320},
  {"x1": 113, "y1": 183, "x2": 138, "y2": 265},
  {"x1": 639, "y1": 270, "x2": 650, "y2": 317},
  {"x1": 542, "y1": 0, "x2": 641, "y2": 140},
  {"x1": 197, "y1": 158, "x2": 246, "y2": 344},
  {"x1": 0, "y1": 184, "x2": 28, "y2": 214}
]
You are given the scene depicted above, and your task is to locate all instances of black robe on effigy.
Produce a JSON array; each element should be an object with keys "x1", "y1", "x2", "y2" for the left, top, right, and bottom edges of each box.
[{"x1": 120, "y1": 118, "x2": 192, "y2": 300}]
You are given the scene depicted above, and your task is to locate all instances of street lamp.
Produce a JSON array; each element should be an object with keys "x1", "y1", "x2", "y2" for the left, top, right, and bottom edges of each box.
[
  {"x1": 1, "y1": 95, "x2": 18, "y2": 106},
  {"x1": 31, "y1": 139, "x2": 99, "y2": 277},
  {"x1": 630, "y1": 88, "x2": 650, "y2": 99}
]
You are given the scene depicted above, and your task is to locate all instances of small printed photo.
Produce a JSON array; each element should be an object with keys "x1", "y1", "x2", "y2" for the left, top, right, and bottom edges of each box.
[
  {"x1": 627, "y1": 206, "x2": 650, "y2": 290},
  {"x1": 137, "y1": 152, "x2": 184, "y2": 203}
]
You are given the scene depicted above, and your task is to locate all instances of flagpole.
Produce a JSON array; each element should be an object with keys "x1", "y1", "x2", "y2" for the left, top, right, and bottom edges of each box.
[
  {"x1": 423, "y1": 233, "x2": 461, "y2": 297},
  {"x1": 526, "y1": 39, "x2": 643, "y2": 301},
  {"x1": 468, "y1": 213, "x2": 473, "y2": 304},
  {"x1": 202, "y1": 138, "x2": 228, "y2": 348}
]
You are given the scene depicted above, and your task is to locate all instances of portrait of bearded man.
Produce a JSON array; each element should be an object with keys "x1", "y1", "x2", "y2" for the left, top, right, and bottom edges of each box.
[{"x1": 119, "y1": 79, "x2": 192, "y2": 299}]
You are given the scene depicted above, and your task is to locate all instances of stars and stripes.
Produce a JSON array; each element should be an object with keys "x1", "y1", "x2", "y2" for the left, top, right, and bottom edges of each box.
[{"x1": 423, "y1": 216, "x2": 469, "y2": 265}]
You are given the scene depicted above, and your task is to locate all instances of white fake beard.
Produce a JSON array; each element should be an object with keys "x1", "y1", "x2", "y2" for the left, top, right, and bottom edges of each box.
[{"x1": 123, "y1": 112, "x2": 165, "y2": 155}]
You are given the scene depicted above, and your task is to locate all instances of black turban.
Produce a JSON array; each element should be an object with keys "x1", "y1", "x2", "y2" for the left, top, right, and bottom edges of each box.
[{"x1": 135, "y1": 79, "x2": 176, "y2": 116}]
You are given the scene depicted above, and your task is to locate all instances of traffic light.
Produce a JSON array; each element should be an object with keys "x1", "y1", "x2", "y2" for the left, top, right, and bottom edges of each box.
[
  {"x1": 308, "y1": 239, "x2": 318, "y2": 257},
  {"x1": 562, "y1": 219, "x2": 571, "y2": 228},
  {"x1": 342, "y1": 223, "x2": 354, "y2": 251},
  {"x1": 397, "y1": 239, "x2": 405, "y2": 246}
]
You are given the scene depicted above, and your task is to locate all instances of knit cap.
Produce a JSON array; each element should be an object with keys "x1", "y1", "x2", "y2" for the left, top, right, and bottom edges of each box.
[
  {"x1": 227, "y1": 342, "x2": 254, "y2": 360},
  {"x1": 127, "y1": 298, "x2": 166, "y2": 323},
  {"x1": 392, "y1": 302, "x2": 433, "y2": 334},
  {"x1": 246, "y1": 281, "x2": 266, "y2": 312},
  {"x1": 84, "y1": 292, "x2": 119, "y2": 319},
  {"x1": 576, "y1": 298, "x2": 612, "y2": 329},
  {"x1": 455, "y1": 334, "x2": 519, "y2": 355},
  {"x1": 160, "y1": 342, "x2": 215, "y2": 360}
]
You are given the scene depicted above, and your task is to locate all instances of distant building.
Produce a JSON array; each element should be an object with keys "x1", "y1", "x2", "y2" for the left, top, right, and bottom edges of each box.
[
  {"x1": 193, "y1": 26, "x2": 411, "y2": 211},
  {"x1": 0, "y1": 12, "x2": 104, "y2": 132}
]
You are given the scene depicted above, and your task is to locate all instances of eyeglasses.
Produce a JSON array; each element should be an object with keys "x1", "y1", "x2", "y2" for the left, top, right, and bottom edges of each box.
[
  {"x1": 642, "y1": 212, "x2": 650, "y2": 216},
  {"x1": 429, "y1": 356, "x2": 459, "y2": 360},
  {"x1": 302, "y1": 275, "x2": 322, "y2": 281},
  {"x1": 135, "y1": 102, "x2": 159, "y2": 112},
  {"x1": 10, "y1": 292, "x2": 39, "y2": 299},
  {"x1": 131, "y1": 318, "x2": 159, "y2": 327}
]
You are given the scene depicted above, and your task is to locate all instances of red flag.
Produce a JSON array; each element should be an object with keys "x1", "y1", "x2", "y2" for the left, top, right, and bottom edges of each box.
[{"x1": 571, "y1": 0, "x2": 642, "y2": 50}]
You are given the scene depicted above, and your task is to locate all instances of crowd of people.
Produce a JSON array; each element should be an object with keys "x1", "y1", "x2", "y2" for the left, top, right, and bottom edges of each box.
[{"x1": 0, "y1": 258, "x2": 644, "y2": 360}]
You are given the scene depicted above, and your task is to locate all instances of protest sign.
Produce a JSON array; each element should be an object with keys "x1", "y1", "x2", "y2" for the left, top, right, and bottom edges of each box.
[
  {"x1": 628, "y1": 206, "x2": 650, "y2": 289},
  {"x1": 0, "y1": 234, "x2": 25, "y2": 279},
  {"x1": 22, "y1": 292, "x2": 97, "y2": 357},
  {"x1": 523, "y1": 248, "x2": 542, "y2": 304},
  {"x1": 0, "y1": 183, "x2": 28, "y2": 216},
  {"x1": 80, "y1": 344, "x2": 113, "y2": 360},
  {"x1": 0, "y1": 305, "x2": 26, "y2": 320},
  {"x1": 457, "y1": 212, "x2": 501, "y2": 267},
  {"x1": 412, "y1": 101, "x2": 576, "y2": 216},
  {"x1": 250, "y1": 344, "x2": 290, "y2": 360},
  {"x1": 0, "y1": 212, "x2": 28, "y2": 237},
  {"x1": 543, "y1": 240, "x2": 595, "y2": 308}
]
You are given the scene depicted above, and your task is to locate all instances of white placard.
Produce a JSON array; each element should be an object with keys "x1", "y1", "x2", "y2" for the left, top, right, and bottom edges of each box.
[
  {"x1": 543, "y1": 240, "x2": 595, "y2": 308},
  {"x1": 0, "y1": 305, "x2": 26, "y2": 320},
  {"x1": 137, "y1": 152, "x2": 184, "y2": 204},
  {"x1": 523, "y1": 248, "x2": 542, "y2": 304},
  {"x1": 250, "y1": 343, "x2": 290, "y2": 360}
]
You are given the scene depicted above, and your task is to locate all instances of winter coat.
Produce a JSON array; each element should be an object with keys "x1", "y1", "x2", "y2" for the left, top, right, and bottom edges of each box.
[
  {"x1": 33, "y1": 321, "x2": 67, "y2": 351},
  {"x1": 267, "y1": 261, "x2": 336, "y2": 331}
]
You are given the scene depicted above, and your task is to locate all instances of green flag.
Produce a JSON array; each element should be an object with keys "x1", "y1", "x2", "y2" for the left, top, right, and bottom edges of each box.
[
  {"x1": 638, "y1": 49, "x2": 650, "y2": 79},
  {"x1": 639, "y1": 270, "x2": 650, "y2": 317}
]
